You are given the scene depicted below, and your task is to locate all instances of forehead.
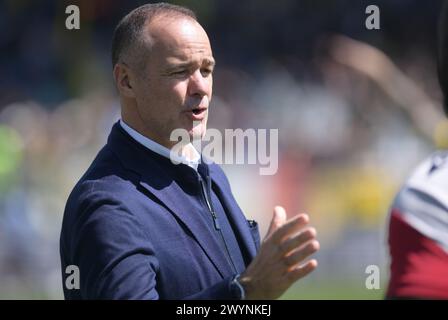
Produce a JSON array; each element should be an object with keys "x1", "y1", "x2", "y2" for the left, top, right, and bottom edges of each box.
[{"x1": 147, "y1": 17, "x2": 213, "y2": 64}]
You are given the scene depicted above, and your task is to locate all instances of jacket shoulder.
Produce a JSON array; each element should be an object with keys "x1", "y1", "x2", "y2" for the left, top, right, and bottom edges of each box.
[{"x1": 61, "y1": 146, "x2": 142, "y2": 241}]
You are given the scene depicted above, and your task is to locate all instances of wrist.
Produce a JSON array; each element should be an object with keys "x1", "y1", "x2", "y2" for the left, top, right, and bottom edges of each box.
[
  {"x1": 238, "y1": 274, "x2": 254, "y2": 300},
  {"x1": 229, "y1": 274, "x2": 246, "y2": 300}
]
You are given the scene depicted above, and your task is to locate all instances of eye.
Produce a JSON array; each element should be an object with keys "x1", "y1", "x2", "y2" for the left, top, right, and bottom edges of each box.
[
  {"x1": 200, "y1": 68, "x2": 213, "y2": 77},
  {"x1": 171, "y1": 69, "x2": 188, "y2": 76}
]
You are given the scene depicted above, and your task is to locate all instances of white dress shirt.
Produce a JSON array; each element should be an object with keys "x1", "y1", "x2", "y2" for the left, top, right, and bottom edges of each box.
[{"x1": 119, "y1": 119, "x2": 201, "y2": 171}]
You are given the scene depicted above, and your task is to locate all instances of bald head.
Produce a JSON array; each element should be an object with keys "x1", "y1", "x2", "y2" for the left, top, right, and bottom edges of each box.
[
  {"x1": 112, "y1": 7, "x2": 214, "y2": 148},
  {"x1": 111, "y1": 3, "x2": 197, "y2": 71},
  {"x1": 146, "y1": 17, "x2": 212, "y2": 69}
]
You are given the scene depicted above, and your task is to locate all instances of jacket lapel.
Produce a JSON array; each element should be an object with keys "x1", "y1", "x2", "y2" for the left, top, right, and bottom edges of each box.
[
  {"x1": 107, "y1": 122, "x2": 234, "y2": 278},
  {"x1": 138, "y1": 178, "x2": 234, "y2": 278},
  {"x1": 208, "y1": 164, "x2": 258, "y2": 263}
]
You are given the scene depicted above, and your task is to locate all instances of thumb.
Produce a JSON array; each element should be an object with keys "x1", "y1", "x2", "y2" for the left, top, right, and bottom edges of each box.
[{"x1": 266, "y1": 206, "x2": 287, "y2": 238}]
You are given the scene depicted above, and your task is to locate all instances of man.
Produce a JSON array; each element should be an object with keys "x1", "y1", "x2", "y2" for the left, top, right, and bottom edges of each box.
[
  {"x1": 60, "y1": 3, "x2": 319, "y2": 300},
  {"x1": 386, "y1": 2, "x2": 448, "y2": 299}
]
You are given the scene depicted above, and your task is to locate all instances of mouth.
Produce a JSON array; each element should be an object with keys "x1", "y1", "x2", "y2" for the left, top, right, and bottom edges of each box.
[{"x1": 185, "y1": 107, "x2": 207, "y2": 120}]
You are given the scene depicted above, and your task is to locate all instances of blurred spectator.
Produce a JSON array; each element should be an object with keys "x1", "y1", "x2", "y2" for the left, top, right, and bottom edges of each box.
[{"x1": 386, "y1": 2, "x2": 448, "y2": 299}]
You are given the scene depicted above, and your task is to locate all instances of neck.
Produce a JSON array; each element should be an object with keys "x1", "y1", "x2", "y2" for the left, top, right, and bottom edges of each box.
[
  {"x1": 180, "y1": 143, "x2": 199, "y2": 161},
  {"x1": 121, "y1": 104, "x2": 200, "y2": 161}
]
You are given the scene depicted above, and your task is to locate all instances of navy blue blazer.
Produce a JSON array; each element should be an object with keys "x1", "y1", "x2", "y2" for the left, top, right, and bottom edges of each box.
[{"x1": 60, "y1": 122, "x2": 261, "y2": 299}]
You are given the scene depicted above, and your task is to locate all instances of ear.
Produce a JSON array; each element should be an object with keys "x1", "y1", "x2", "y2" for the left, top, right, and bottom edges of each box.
[{"x1": 113, "y1": 63, "x2": 136, "y2": 98}]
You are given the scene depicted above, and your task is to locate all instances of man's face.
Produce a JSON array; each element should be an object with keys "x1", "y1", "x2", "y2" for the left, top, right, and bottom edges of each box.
[{"x1": 131, "y1": 17, "x2": 214, "y2": 147}]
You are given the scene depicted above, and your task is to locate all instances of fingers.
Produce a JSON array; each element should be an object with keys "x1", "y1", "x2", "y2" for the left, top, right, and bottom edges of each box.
[
  {"x1": 266, "y1": 206, "x2": 287, "y2": 237},
  {"x1": 271, "y1": 213, "x2": 309, "y2": 244},
  {"x1": 280, "y1": 227, "x2": 317, "y2": 255},
  {"x1": 242, "y1": 206, "x2": 319, "y2": 300},
  {"x1": 283, "y1": 240, "x2": 320, "y2": 267},
  {"x1": 285, "y1": 259, "x2": 318, "y2": 283}
]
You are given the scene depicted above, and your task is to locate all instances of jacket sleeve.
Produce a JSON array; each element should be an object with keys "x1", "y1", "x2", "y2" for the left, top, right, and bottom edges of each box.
[
  {"x1": 65, "y1": 190, "x2": 160, "y2": 299},
  {"x1": 182, "y1": 276, "x2": 238, "y2": 300},
  {"x1": 63, "y1": 188, "x2": 241, "y2": 300}
]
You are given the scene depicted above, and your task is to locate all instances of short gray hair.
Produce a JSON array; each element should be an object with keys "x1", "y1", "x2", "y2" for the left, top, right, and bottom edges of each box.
[{"x1": 111, "y1": 3, "x2": 197, "y2": 69}]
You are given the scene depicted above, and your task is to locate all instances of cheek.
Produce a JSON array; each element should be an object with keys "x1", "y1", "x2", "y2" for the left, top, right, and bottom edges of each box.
[
  {"x1": 171, "y1": 81, "x2": 188, "y2": 101},
  {"x1": 143, "y1": 80, "x2": 185, "y2": 109},
  {"x1": 133, "y1": 77, "x2": 154, "y2": 104}
]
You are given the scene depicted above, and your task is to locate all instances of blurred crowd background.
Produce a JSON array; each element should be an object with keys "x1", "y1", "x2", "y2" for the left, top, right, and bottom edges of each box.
[{"x1": 1, "y1": 0, "x2": 447, "y2": 299}]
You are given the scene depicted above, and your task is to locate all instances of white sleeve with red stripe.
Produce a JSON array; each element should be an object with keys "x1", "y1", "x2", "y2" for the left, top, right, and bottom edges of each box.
[{"x1": 392, "y1": 151, "x2": 448, "y2": 253}]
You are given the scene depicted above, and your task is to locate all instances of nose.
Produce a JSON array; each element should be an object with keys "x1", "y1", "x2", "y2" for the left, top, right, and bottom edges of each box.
[{"x1": 187, "y1": 69, "x2": 210, "y2": 98}]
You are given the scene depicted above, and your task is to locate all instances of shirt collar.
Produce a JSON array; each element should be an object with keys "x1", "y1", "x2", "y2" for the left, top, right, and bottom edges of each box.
[{"x1": 119, "y1": 119, "x2": 200, "y2": 171}]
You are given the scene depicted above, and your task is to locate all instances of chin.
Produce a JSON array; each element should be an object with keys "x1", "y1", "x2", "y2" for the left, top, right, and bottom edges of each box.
[
  {"x1": 188, "y1": 128, "x2": 205, "y2": 141},
  {"x1": 187, "y1": 121, "x2": 206, "y2": 140}
]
